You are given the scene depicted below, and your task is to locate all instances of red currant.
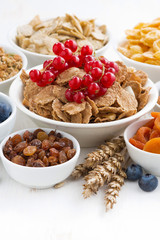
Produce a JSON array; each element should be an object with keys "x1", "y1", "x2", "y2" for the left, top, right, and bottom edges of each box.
[
  {"x1": 91, "y1": 67, "x2": 102, "y2": 80},
  {"x1": 64, "y1": 40, "x2": 77, "y2": 52},
  {"x1": 78, "y1": 54, "x2": 84, "y2": 68},
  {"x1": 48, "y1": 67, "x2": 59, "y2": 78},
  {"x1": 109, "y1": 62, "x2": 119, "y2": 72},
  {"x1": 99, "y1": 56, "x2": 109, "y2": 67},
  {"x1": 81, "y1": 45, "x2": 93, "y2": 56},
  {"x1": 68, "y1": 55, "x2": 80, "y2": 67},
  {"x1": 84, "y1": 61, "x2": 94, "y2": 73},
  {"x1": 36, "y1": 79, "x2": 47, "y2": 87},
  {"x1": 42, "y1": 70, "x2": 55, "y2": 84},
  {"x1": 65, "y1": 89, "x2": 74, "y2": 102},
  {"x1": 43, "y1": 60, "x2": 53, "y2": 69},
  {"x1": 100, "y1": 72, "x2": 115, "y2": 88},
  {"x1": 92, "y1": 60, "x2": 103, "y2": 70},
  {"x1": 69, "y1": 77, "x2": 82, "y2": 90},
  {"x1": 29, "y1": 69, "x2": 42, "y2": 82},
  {"x1": 83, "y1": 89, "x2": 89, "y2": 97},
  {"x1": 73, "y1": 91, "x2": 85, "y2": 104},
  {"x1": 53, "y1": 42, "x2": 65, "y2": 55},
  {"x1": 52, "y1": 56, "x2": 65, "y2": 70},
  {"x1": 88, "y1": 82, "x2": 100, "y2": 95},
  {"x1": 106, "y1": 67, "x2": 116, "y2": 74},
  {"x1": 59, "y1": 48, "x2": 72, "y2": 61},
  {"x1": 96, "y1": 84, "x2": 107, "y2": 97},
  {"x1": 83, "y1": 74, "x2": 93, "y2": 87},
  {"x1": 83, "y1": 55, "x2": 95, "y2": 64}
]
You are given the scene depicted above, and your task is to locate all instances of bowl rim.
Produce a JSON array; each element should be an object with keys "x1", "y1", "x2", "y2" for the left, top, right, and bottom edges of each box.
[
  {"x1": 8, "y1": 19, "x2": 110, "y2": 58},
  {"x1": 0, "y1": 43, "x2": 28, "y2": 85},
  {"x1": 0, "y1": 127, "x2": 80, "y2": 169},
  {"x1": 116, "y1": 38, "x2": 160, "y2": 69},
  {"x1": 0, "y1": 92, "x2": 16, "y2": 127},
  {"x1": 124, "y1": 117, "x2": 160, "y2": 156},
  {"x1": 9, "y1": 64, "x2": 158, "y2": 128}
]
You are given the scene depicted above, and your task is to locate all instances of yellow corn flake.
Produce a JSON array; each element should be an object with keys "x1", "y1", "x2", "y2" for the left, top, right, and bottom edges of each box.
[{"x1": 118, "y1": 18, "x2": 160, "y2": 66}]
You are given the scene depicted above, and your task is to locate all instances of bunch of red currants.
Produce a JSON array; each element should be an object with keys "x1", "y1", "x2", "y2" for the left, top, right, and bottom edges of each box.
[{"x1": 29, "y1": 39, "x2": 119, "y2": 103}]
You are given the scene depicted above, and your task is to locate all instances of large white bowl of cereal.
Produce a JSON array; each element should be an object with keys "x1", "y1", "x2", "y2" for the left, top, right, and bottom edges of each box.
[
  {"x1": 8, "y1": 14, "x2": 110, "y2": 67},
  {"x1": 9, "y1": 50, "x2": 158, "y2": 147}
]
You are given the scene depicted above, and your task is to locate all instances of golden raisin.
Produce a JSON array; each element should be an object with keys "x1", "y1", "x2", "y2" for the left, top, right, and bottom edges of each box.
[
  {"x1": 11, "y1": 134, "x2": 22, "y2": 147},
  {"x1": 59, "y1": 138, "x2": 73, "y2": 148},
  {"x1": 26, "y1": 158, "x2": 35, "y2": 167},
  {"x1": 62, "y1": 146, "x2": 71, "y2": 154},
  {"x1": 23, "y1": 130, "x2": 34, "y2": 141},
  {"x1": 11, "y1": 155, "x2": 26, "y2": 166},
  {"x1": 67, "y1": 149, "x2": 76, "y2": 160},
  {"x1": 48, "y1": 156, "x2": 58, "y2": 166},
  {"x1": 33, "y1": 159, "x2": 45, "y2": 167},
  {"x1": 59, "y1": 150, "x2": 67, "y2": 164},
  {"x1": 37, "y1": 131, "x2": 48, "y2": 141},
  {"x1": 33, "y1": 129, "x2": 44, "y2": 138},
  {"x1": 30, "y1": 139, "x2": 42, "y2": 148},
  {"x1": 49, "y1": 148, "x2": 59, "y2": 157},
  {"x1": 42, "y1": 156, "x2": 49, "y2": 166},
  {"x1": 14, "y1": 141, "x2": 28, "y2": 153},
  {"x1": 38, "y1": 149, "x2": 45, "y2": 160},
  {"x1": 42, "y1": 139, "x2": 50, "y2": 150},
  {"x1": 23, "y1": 146, "x2": 37, "y2": 156},
  {"x1": 53, "y1": 141, "x2": 65, "y2": 150}
]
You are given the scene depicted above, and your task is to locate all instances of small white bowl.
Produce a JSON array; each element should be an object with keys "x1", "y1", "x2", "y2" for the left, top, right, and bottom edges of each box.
[
  {"x1": 124, "y1": 118, "x2": 160, "y2": 176},
  {"x1": 8, "y1": 22, "x2": 110, "y2": 68},
  {"x1": 115, "y1": 38, "x2": 160, "y2": 83},
  {"x1": 0, "y1": 43, "x2": 27, "y2": 93},
  {"x1": 0, "y1": 128, "x2": 80, "y2": 189},
  {"x1": 153, "y1": 81, "x2": 160, "y2": 112},
  {"x1": 9, "y1": 64, "x2": 158, "y2": 147},
  {"x1": 0, "y1": 92, "x2": 16, "y2": 142}
]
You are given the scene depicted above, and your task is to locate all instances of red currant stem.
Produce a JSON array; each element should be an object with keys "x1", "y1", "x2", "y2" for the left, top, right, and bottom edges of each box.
[{"x1": 43, "y1": 59, "x2": 54, "y2": 72}]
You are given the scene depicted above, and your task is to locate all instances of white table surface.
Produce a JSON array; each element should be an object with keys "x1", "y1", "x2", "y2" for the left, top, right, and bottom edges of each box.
[{"x1": 1, "y1": 0, "x2": 160, "y2": 239}]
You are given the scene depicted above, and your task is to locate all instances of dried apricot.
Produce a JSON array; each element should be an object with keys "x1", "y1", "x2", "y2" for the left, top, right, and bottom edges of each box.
[
  {"x1": 129, "y1": 138, "x2": 145, "y2": 150},
  {"x1": 23, "y1": 146, "x2": 37, "y2": 156},
  {"x1": 143, "y1": 138, "x2": 160, "y2": 153},
  {"x1": 154, "y1": 114, "x2": 160, "y2": 131},
  {"x1": 143, "y1": 119, "x2": 155, "y2": 129},
  {"x1": 135, "y1": 127, "x2": 151, "y2": 144},
  {"x1": 149, "y1": 129, "x2": 160, "y2": 139},
  {"x1": 151, "y1": 112, "x2": 160, "y2": 118}
]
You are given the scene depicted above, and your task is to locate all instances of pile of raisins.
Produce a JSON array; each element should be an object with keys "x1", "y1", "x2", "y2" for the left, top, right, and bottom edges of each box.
[{"x1": 3, "y1": 129, "x2": 76, "y2": 167}]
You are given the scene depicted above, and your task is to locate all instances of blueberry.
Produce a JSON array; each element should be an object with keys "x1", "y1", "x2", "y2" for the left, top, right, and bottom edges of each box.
[
  {"x1": 0, "y1": 102, "x2": 12, "y2": 123},
  {"x1": 126, "y1": 164, "x2": 143, "y2": 181},
  {"x1": 138, "y1": 174, "x2": 158, "y2": 192}
]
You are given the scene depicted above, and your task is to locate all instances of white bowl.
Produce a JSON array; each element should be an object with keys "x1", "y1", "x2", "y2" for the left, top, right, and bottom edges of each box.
[
  {"x1": 124, "y1": 118, "x2": 160, "y2": 176},
  {"x1": 0, "y1": 128, "x2": 80, "y2": 189},
  {"x1": 8, "y1": 22, "x2": 110, "y2": 68},
  {"x1": 115, "y1": 38, "x2": 160, "y2": 83},
  {"x1": 0, "y1": 92, "x2": 16, "y2": 142},
  {"x1": 153, "y1": 81, "x2": 160, "y2": 112},
  {"x1": 9, "y1": 65, "x2": 158, "y2": 147},
  {"x1": 0, "y1": 43, "x2": 27, "y2": 93}
]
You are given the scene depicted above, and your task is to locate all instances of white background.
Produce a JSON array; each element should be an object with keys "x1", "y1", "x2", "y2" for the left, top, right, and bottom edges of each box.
[{"x1": 1, "y1": 0, "x2": 160, "y2": 239}]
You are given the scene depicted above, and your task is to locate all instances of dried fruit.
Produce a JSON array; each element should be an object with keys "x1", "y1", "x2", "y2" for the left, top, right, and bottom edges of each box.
[
  {"x1": 59, "y1": 150, "x2": 67, "y2": 164},
  {"x1": 23, "y1": 146, "x2": 37, "y2": 156},
  {"x1": 37, "y1": 131, "x2": 49, "y2": 141},
  {"x1": 11, "y1": 155, "x2": 26, "y2": 166}
]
